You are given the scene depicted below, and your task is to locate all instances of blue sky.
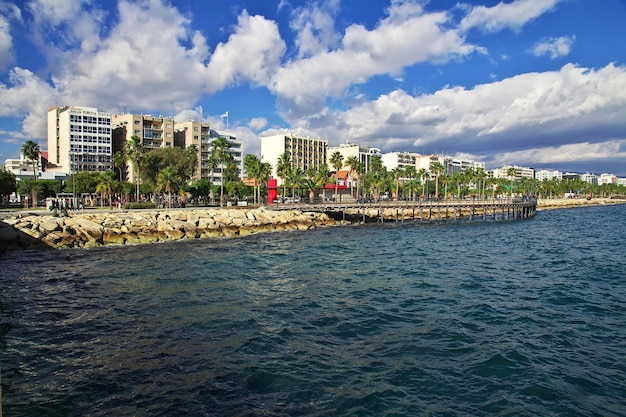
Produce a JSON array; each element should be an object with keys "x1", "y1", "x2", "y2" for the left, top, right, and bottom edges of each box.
[{"x1": 1, "y1": 0, "x2": 625, "y2": 175}]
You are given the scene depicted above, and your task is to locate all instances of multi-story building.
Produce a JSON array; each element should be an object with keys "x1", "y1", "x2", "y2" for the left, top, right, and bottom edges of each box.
[
  {"x1": 208, "y1": 129, "x2": 243, "y2": 185},
  {"x1": 535, "y1": 169, "x2": 563, "y2": 182},
  {"x1": 47, "y1": 105, "x2": 112, "y2": 174},
  {"x1": 440, "y1": 156, "x2": 486, "y2": 176},
  {"x1": 174, "y1": 120, "x2": 212, "y2": 180},
  {"x1": 579, "y1": 173, "x2": 597, "y2": 184},
  {"x1": 598, "y1": 173, "x2": 617, "y2": 185},
  {"x1": 327, "y1": 141, "x2": 381, "y2": 173},
  {"x1": 492, "y1": 165, "x2": 535, "y2": 180},
  {"x1": 261, "y1": 133, "x2": 328, "y2": 184},
  {"x1": 380, "y1": 151, "x2": 418, "y2": 172},
  {"x1": 112, "y1": 113, "x2": 175, "y2": 182}
]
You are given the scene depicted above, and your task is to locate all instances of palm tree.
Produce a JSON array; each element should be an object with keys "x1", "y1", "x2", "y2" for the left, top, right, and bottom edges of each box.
[
  {"x1": 156, "y1": 167, "x2": 180, "y2": 208},
  {"x1": 430, "y1": 160, "x2": 445, "y2": 198},
  {"x1": 211, "y1": 136, "x2": 231, "y2": 207},
  {"x1": 418, "y1": 168, "x2": 429, "y2": 198},
  {"x1": 329, "y1": 151, "x2": 344, "y2": 201},
  {"x1": 112, "y1": 150, "x2": 126, "y2": 182},
  {"x1": 244, "y1": 154, "x2": 261, "y2": 205},
  {"x1": 507, "y1": 167, "x2": 517, "y2": 197},
  {"x1": 390, "y1": 167, "x2": 403, "y2": 201},
  {"x1": 475, "y1": 167, "x2": 487, "y2": 199},
  {"x1": 258, "y1": 162, "x2": 272, "y2": 203},
  {"x1": 302, "y1": 165, "x2": 330, "y2": 203},
  {"x1": 206, "y1": 153, "x2": 219, "y2": 203},
  {"x1": 96, "y1": 171, "x2": 118, "y2": 210},
  {"x1": 286, "y1": 166, "x2": 304, "y2": 199},
  {"x1": 345, "y1": 156, "x2": 360, "y2": 200},
  {"x1": 125, "y1": 135, "x2": 145, "y2": 202},
  {"x1": 276, "y1": 152, "x2": 292, "y2": 200},
  {"x1": 404, "y1": 165, "x2": 417, "y2": 200},
  {"x1": 21, "y1": 140, "x2": 40, "y2": 207}
]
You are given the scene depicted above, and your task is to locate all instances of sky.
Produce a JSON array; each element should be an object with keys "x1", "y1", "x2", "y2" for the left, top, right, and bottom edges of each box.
[{"x1": 1, "y1": 0, "x2": 625, "y2": 175}]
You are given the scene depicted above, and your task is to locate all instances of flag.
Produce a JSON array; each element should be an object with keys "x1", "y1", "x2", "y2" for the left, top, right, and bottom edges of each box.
[{"x1": 220, "y1": 111, "x2": 228, "y2": 118}]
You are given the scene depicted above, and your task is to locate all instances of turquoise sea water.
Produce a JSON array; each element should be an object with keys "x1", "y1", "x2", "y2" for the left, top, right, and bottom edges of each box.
[{"x1": 1, "y1": 205, "x2": 625, "y2": 416}]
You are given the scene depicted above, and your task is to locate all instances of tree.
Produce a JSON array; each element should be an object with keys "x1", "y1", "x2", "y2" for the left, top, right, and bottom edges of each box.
[
  {"x1": 244, "y1": 154, "x2": 262, "y2": 205},
  {"x1": 21, "y1": 140, "x2": 41, "y2": 207},
  {"x1": 96, "y1": 171, "x2": 118, "y2": 209},
  {"x1": 17, "y1": 179, "x2": 40, "y2": 208},
  {"x1": 329, "y1": 151, "x2": 344, "y2": 201},
  {"x1": 345, "y1": 156, "x2": 360, "y2": 199},
  {"x1": 404, "y1": 165, "x2": 417, "y2": 200},
  {"x1": 125, "y1": 135, "x2": 145, "y2": 201},
  {"x1": 430, "y1": 160, "x2": 445, "y2": 198},
  {"x1": 286, "y1": 166, "x2": 304, "y2": 199},
  {"x1": 507, "y1": 167, "x2": 517, "y2": 197},
  {"x1": 418, "y1": 168, "x2": 429, "y2": 198},
  {"x1": 302, "y1": 164, "x2": 330, "y2": 203},
  {"x1": 390, "y1": 167, "x2": 403, "y2": 201},
  {"x1": 211, "y1": 136, "x2": 231, "y2": 207},
  {"x1": 156, "y1": 167, "x2": 180, "y2": 208},
  {"x1": 0, "y1": 169, "x2": 17, "y2": 203},
  {"x1": 276, "y1": 152, "x2": 292, "y2": 200},
  {"x1": 113, "y1": 151, "x2": 126, "y2": 182}
]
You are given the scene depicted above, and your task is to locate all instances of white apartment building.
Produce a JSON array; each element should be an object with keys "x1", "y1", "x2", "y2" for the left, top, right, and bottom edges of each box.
[
  {"x1": 261, "y1": 133, "x2": 328, "y2": 184},
  {"x1": 440, "y1": 156, "x2": 486, "y2": 176},
  {"x1": 209, "y1": 129, "x2": 243, "y2": 185},
  {"x1": 535, "y1": 169, "x2": 563, "y2": 182},
  {"x1": 47, "y1": 105, "x2": 112, "y2": 174},
  {"x1": 327, "y1": 141, "x2": 381, "y2": 173},
  {"x1": 580, "y1": 173, "x2": 597, "y2": 184},
  {"x1": 381, "y1": 151, "x2": 419, "y2": 172},
  {"x1": 493, "y1": 165, "x2": 535, "y2": 180},
  {"x1": 598, "y1": 173, "x2": 617, "y2": 185}
]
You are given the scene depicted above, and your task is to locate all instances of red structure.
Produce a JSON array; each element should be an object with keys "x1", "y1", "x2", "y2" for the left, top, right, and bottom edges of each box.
[{"x1": 268, "y1": 178, "x2": 278, "y2": 204}]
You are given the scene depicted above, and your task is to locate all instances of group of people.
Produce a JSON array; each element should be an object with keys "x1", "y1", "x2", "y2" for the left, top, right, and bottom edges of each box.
[{"x1": 48, "y1": 197, "x2": 83, "y2": 216}]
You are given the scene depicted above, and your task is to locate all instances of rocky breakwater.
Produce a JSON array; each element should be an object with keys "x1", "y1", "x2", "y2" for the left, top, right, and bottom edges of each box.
[{"x1": 0, "y1": 208, "x2": 336, "y2": 253}]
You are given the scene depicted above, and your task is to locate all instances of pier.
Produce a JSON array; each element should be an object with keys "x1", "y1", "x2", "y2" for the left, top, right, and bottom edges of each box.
[{"x1": 269, "y1": 197, "x2": 537, "y2": 224}]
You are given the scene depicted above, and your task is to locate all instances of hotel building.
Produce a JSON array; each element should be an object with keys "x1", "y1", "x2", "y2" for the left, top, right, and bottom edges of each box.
[
  {"x1": 47, "y1": 105, "x2": 112, "y2": 174},
  {"x1": 261, "y1": 133, "x2": 328, "y2": 184},
  {"x1": 328, "y1": 141, "x2": 381, "y2": 173}
]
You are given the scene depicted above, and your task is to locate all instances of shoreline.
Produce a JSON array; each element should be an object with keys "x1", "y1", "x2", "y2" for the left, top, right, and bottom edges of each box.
[{"x1": 1, "y1": 198, "x2": 624, "y2": 253}]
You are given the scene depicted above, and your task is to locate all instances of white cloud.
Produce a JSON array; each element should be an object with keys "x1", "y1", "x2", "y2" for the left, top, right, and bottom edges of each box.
[
  {"x1": 290, "y1": 0, "x2": 341, "y2": 58},
  {"x1": 271, "y1": 1, "x2": 482, "y2": 115},
  {"x1": 296, "y1": 63, "x2": 626, "y2": 160},
  {"x1": 248, "y1": 117, "x2": 268, "y2": 131},
  {"x1": 0, "y1": 15, "x2": 14, "y2": 72},
  {"x1": 0, "y1": 2, "x2": 22, "y2": 73},
  {"x1": 460, "y1": 0, "x2": 562, "y2": 33},
  {"x1": 531, "y1": 36, "x2": 575, "y2": 59},
  {"x1": 206, "y1": 11, "x2": 285, "y2": 90}
]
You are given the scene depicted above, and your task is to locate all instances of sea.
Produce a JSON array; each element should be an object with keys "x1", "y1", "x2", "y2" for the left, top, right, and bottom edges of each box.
[{"x1": 1, "y1": 204, "x2": 625, "y2": 417}]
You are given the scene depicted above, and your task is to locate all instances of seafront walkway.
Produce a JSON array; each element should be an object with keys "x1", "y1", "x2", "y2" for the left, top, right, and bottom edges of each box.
[{"x1": 269, "y1": 197, "x2": 538, "y2": 223}]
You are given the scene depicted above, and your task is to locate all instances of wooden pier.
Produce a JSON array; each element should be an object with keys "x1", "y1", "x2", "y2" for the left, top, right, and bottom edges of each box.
[{"x1": 269, "y1": 197, "x2": 537, "y2": 224}]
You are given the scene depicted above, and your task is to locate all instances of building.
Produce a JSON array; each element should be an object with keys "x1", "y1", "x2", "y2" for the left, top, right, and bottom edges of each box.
[
  {"x1": 439, "y1": 156, "x2": 486, "y2": 176},
  {"x1": 207, "y1": 129, "x2": 243, "y2": 185},
  {"x1": 47, "y1": 105, "x2": 112, "y2": 174},
  {"x1": 579, "y1": 173, "x2": 597, "y2": 184},
  {"x1": 380, "y1": 152, "x2": 418, "y2": 172},
  {"x1": 492, "y1": 165, "x2": 535, "y2": 180},
  {"x1": 261, "y1": 133, "x2": 328, "y2": 184},
  {"x1": 174, "y1": 120, "x2": 212, "y2": 180},
  {"x1": 327, "y1": 141, "x2": 381, "y2": 174},
  {"x1": 535, "y1": 169, "x2": 563, "y2": 182},
  {"x1": 112, "y1": 113, "x2": 175, "y2": 182}
]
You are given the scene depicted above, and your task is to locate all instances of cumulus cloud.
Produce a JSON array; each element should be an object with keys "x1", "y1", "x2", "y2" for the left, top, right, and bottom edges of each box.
[
  {"x1": 271, "y1": 1, "x2": 482, "y2": 117},
  {"x1": 206, "y1": 11, "x2": 285, "y2": 89},
  {"x1": 460, "y1": 0, "x2": 562, "y2": 33},
  {"x1": 0, "y1": 2, "x2": 22, "y2": 73},
  {"x1": 298, "y1": 63, "x2": 626, "y2": 164},
  {"x1": 248, "y1": 117, "x2": 268, "y2": 131},
  {"x1": 531, "y1": 36, "x2": 575, "y2": 59},
  {"x1": 290, "y1": 0, "x2": 341, "y2": 58}
]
